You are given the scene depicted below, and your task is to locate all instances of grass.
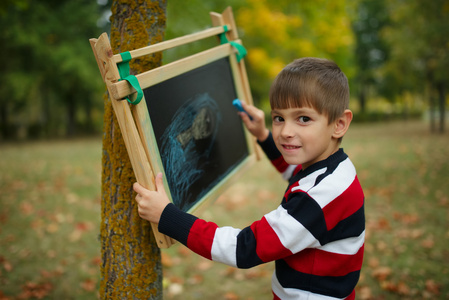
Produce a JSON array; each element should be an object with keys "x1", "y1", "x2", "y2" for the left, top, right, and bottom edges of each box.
[
  {"x1": 0, "y1": 120, "x2": 448, "y2": 299},
  {"x1": 0, "y1": 138, "x2": 102, "y2": 299}
]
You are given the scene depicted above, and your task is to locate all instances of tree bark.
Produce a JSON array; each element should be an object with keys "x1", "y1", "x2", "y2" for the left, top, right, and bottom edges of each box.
[{"x1": 100, "y1": 0, "x2": 167, "y2": 299}]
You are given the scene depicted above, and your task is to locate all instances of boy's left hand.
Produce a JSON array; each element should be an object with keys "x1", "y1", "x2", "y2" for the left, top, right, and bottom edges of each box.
[{"x1": 133, "y1": 173, "x2": 170, "y2": 224}]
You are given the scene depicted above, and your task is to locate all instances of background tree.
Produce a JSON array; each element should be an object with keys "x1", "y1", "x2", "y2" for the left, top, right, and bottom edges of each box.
[
  {"x1": 381, "y1": 0, "x2": 448, "y2": 132},
  {"x1": 0, "y1": 0, "x2": 104, "y2": 139},
  {"x1": 236, "y1": 0, "x2": 355, "y2": 108},
  {"x1": 100, "y1": 0, "x2": 166, "y2": 298},
  {"x1": 351, "y1": 0, "x2": 389, "y2": 113}
]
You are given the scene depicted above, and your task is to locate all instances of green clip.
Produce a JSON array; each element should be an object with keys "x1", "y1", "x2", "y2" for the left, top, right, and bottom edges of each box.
[
  {"x1": 122, "y1": 75, "x2": 143, "y2": 105},
  {"x1": 116, "y1": 51, "x2": 143, "y2": 105},
  {"x1": 218, "y1": 25, "x2": 247, "y2": 63},
  {"x1": 219, "y1": 25, "x2": 229, "y2": 44},
  {"x1": 230, "y1": 41, "x2": 247, "y2": 63},
  {"x1": 117, "y1": 51, "x2": 132, "y2": 78}
]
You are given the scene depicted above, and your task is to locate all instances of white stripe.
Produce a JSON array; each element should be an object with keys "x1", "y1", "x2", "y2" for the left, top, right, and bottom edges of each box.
[
  {"x1": 210, "y1": 226, "x2": 241, "y2": 267},
  {"x1": 282, "y1": 164, "x2": 298, "y2": 180},
  {"x1": 299, "y1": 158, "x2": 356, "y2": 208},
  {"x1": 291, "y1": 168, "x2": 327, "y2": 193},
  {"x1": 265, "y1": 205, "x2": 320, "y2": 254},
  {"x1": 319, "y1": 230, "x2": 365, "y2": 255},
  {"x1": 272, "y1": 273, "x2": 345, "y2": 300}
]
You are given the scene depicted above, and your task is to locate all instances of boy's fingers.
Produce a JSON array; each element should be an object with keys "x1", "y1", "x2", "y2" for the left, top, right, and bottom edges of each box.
[
  {"x1": 133, "y1": 182, "x2": 144, "y2": 194},
  {"x1": 240, "y1": 101, "x2": 256, "y2": 115},
  {"x1": 240, "y1": 111, "x2": 251, "y2": 124},
  {"x1": 155, "y1": 173, "x2": 166, "y2": 196}
]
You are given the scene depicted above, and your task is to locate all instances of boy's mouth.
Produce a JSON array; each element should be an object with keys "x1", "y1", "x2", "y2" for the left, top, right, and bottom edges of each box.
[{"x1": 282, "y1": 144, "x2": 301, "y2": 150}]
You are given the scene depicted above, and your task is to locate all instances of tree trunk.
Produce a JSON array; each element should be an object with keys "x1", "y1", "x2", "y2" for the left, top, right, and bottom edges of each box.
[{"x1": 100, "y1": 0, "x2": 167, "y2": 299}]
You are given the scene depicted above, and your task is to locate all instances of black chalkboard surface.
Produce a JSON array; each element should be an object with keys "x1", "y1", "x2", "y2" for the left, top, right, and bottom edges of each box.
[{"x1": 143, "y1": 57, "x2": 249, "y2": 212}]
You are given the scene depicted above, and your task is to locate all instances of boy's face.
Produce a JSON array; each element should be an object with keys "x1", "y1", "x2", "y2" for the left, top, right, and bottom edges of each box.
[{"x1": 271, "y1": 106, "x2": 339, "y2": 170}]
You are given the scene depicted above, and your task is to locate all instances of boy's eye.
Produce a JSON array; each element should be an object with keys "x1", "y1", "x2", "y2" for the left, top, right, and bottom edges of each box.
[
  {"x1": 273, "y1": 116, "x2": 284, "y2": 122},
  {"x1": 299, "y1": 116, "x2": 311, "y2": 123}
]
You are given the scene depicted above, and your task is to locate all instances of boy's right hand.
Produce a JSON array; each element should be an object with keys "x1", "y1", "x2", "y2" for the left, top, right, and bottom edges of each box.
[{"x1": 239, "y1": 101, "x2": 269, "y2": 142}]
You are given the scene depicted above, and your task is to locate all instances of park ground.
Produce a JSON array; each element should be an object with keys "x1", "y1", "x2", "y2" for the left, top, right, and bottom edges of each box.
[{"x1": 0, "y1": 120, "x2": 448, "y2": 299}]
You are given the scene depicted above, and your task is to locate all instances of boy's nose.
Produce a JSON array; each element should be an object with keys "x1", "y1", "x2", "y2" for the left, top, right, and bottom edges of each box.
[{"x1": 280, "y1": 123, "x2": 295, "y2": 138}]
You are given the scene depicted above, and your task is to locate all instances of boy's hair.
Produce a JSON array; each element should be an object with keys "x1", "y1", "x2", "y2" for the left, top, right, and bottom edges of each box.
[{"x1": 269, "y1": 57, "x2": 349, "y2": 124}]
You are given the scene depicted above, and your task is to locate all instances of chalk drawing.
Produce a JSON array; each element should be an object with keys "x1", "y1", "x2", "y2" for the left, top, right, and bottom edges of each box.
[{"x1": 160, "y1": 93, "x2": 222, "y2": 211}]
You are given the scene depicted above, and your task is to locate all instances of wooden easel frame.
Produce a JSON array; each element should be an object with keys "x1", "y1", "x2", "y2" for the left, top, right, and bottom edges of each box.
[{"x1": 90, "y1": 7, "x2": 258, "y2": 248}]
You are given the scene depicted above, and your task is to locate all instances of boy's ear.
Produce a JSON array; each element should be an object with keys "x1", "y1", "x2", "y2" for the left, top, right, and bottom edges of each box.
[{"x1": 332, "y1": 109, "x2": 353, "y2": 139}]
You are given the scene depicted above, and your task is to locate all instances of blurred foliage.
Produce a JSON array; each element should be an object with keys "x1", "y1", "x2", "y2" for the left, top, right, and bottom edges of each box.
[
  {"x1": 351, "y1": 0, "x2": 390, "y2": 113},
  {"x1": 165, "y1": 0, "x2": 355, "y2": 111},
  {"x1": 0, "y1": 0, "x2": 104, "y2": 139},
  {"x1": 0, "y1": 0, "x2": 447, "y2": 140}
]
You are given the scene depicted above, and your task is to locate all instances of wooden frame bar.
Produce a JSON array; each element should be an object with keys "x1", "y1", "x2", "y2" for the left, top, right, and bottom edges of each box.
[
  {"x1": 113, "y1": 25, "x2": 231, "y2": 63},
  {"x1": 110, "y1": 41, "x2": 243, "y2": 100}
]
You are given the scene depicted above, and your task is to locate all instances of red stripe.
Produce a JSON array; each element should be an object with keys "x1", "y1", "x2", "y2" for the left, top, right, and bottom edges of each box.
[
  {"x1": 345, "y1": 290, "x2": 355, "y2": 300},
  {"x1": 251, "y1": 217, "x2": 292, "y2": 262},
  {"x1": 322, "y1": 176, "x2": 364, "y2": 231},
  {"x1": 186, "y1": 219, "x2": 218, "y2": 260},
  {"x1": 271, "y1": 156, "x2": 290, "y2": 173},
  {"x1": 272, "y1": 291, "x2": 281, "y2": 300},
  {"x1": 284, "y1": 245, "x2": 364, "y2": 277}
]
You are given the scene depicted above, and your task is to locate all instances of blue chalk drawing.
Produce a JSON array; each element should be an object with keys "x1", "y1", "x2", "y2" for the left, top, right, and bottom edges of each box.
[{"x1": 160, "y1": 93, "x2": 222, "y2": 211}]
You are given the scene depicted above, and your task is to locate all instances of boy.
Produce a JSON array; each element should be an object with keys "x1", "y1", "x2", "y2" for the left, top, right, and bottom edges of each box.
[{"x1": 134, "y1": 57, "x2": 365, "y2": 299}]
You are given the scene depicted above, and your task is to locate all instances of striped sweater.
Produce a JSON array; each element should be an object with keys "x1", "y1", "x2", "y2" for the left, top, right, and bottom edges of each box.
[{"x1": 159, "y1": 133, "x2": 365, "y2": 299}]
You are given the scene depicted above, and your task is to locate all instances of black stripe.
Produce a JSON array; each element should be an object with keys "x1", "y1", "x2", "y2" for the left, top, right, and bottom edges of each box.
[
  {"x1": 283, "y1": 193, "x2": 365, "y2": 245},
  {"x1": 236, "y1": 227, "x2": 265, "y2": 269},
  {"x1": 158, "y1": 203, "x2": 198, "y2": 246},
  {"x1": 275, "y1": 259, "x2": 360, "y2": 298},
  {"x1": 282, "y1": 193, "x2": 328, "y2": 242},
  {"x1": 327, "y1": 204, "x2": 365, "y2": 243}
]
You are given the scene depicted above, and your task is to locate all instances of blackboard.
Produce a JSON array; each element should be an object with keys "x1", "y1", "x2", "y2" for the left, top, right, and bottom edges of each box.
[{"x1": 143, "y1": 57, "x2": 249, "y2": 212}]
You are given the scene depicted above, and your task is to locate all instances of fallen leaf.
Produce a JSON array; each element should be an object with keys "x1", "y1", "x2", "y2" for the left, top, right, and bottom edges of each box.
[
  {"x1": 224, "y1": 291, "x2": 239, "y2": 300},
  {"x1": 19, "y1": 281, "x2": 53, "y2": 299},
  {"x1": 372, "y1": 266, "x2": 392, "y2": 281},
  {"x1": 161, "y1": 252, "x2": 173, "y2": 268},
  {"x1": 425, "y1": 279, "x2": 440, "y2": 295},
  {"x1": 69, "y1": 229, "x2": 82, "y2": 242},
  {"x1": 367, "y1": 257, "x2": 379, "y2": 268},
  {"x1": 223, "y1": 266, "x2": 236, "y2": 277},
  {"x1": 356, "y1": 286, "x2": 372, "y2": 300},
  {"x1": 177, "y1": 246, "x2": 191, "y2": 257},
  {"x1": 76, "y1": 222, "x2": 92, "y2": 232},
  {"x1": 81, "y1": 279, "x2": 96, "y2": 292},
  {"x1": 376, "y1": 217, "x2": 391, "y2": 230},
  {"x1": 397, "y1": 281, "x2": 411, "y2": 295},
  {"x1": 19, "y1": 202, "x2": 34, "y2": 216},
  {"x1": 46, "y1": 223, "x2": 59, "y2": 233},
  {"x1": 196, "y1": 260, "x2": 212, "y2": 271},
  {"x1": 245, "y1": 268, "x2": 270, "y2": 279},
  {"x1": 187, "y1": 274, "x2": 203, "y2": 284},
  {"x1": 0, "y1": 290, "x2": 11, "y2": 300},
  {"x1": 91, "y1": 257, "x2": 102, "y2": 266},
  {"x1": 421, "y1": 236, "x2": 435, "y2": 249},
  {"x1": 376, "y1": 240, "x2": 388, "y2": 252},
  {"x1": 0, "y1": 256, "x2": 11, "y2": 272},
  {"x1": 380, "y1": 280, "x2": 397, "y2": 292}
]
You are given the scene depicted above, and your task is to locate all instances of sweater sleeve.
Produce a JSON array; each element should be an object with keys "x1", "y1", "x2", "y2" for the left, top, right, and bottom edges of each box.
[{"x1": 158, "y1": 195, "x2": 323, "y2": 269}]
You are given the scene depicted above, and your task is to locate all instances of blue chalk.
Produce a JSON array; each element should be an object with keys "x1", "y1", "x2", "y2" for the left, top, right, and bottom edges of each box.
[{"x1": 232, "y1": 99, "x2": 253, "y2": 120}]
